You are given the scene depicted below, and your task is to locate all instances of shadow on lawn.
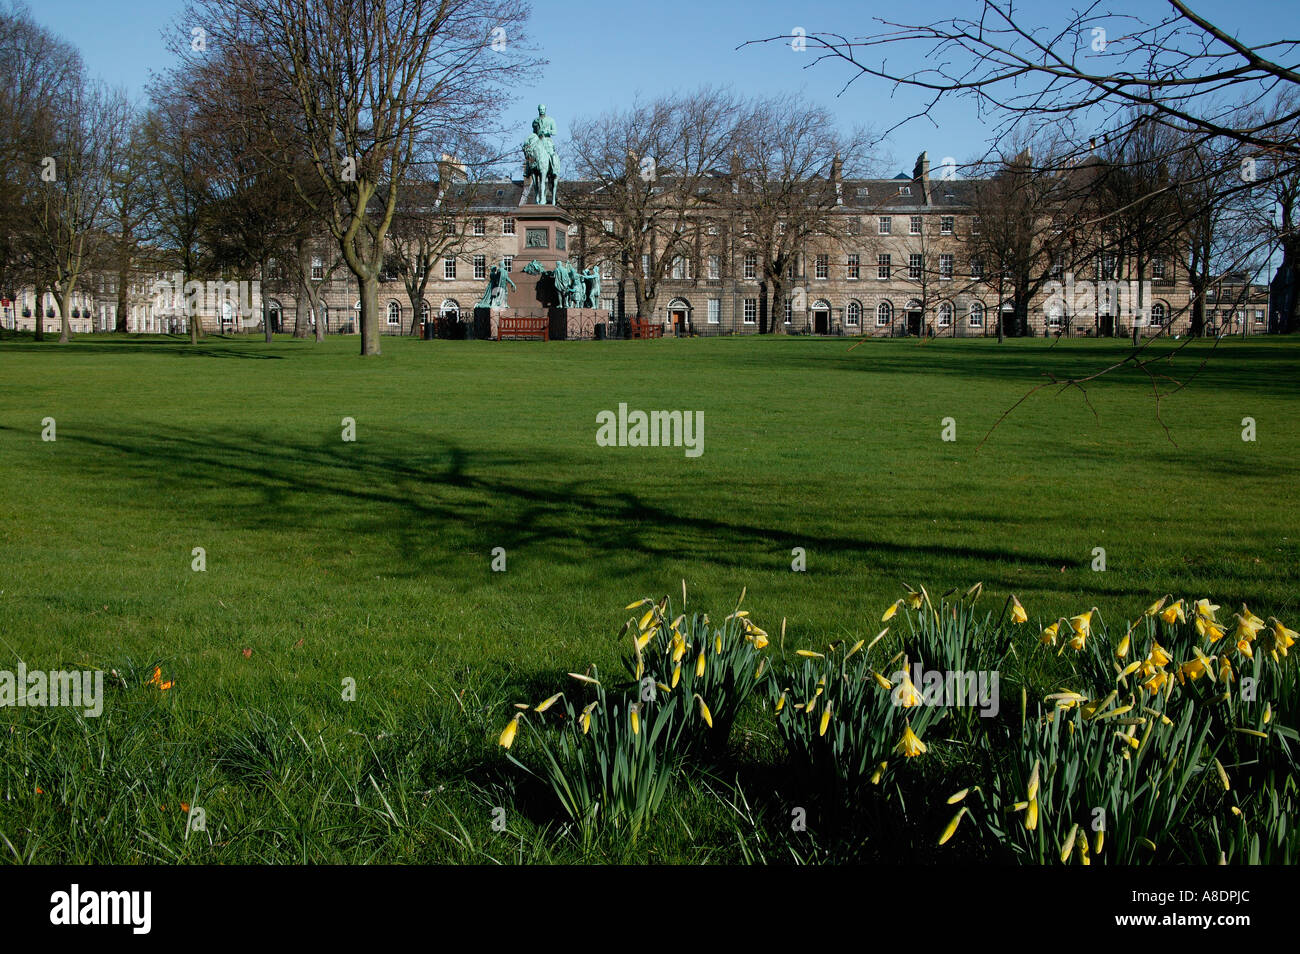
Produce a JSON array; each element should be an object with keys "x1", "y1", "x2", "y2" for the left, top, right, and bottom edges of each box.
[
  {"x1": 7, "y1": 419, "x2": 1218, "y2": 602},
  {"x1": 0, "y1": 334, "x2": 286, "y2": 358},
  {"x1": 758, "y1": 336, "x2": 1300, "y2": 397}
]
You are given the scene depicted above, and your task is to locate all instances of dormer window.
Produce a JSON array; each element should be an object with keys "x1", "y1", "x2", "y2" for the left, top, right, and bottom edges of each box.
[{"x1": 898, "y1": 185, "x2": 912, "y2": 196}]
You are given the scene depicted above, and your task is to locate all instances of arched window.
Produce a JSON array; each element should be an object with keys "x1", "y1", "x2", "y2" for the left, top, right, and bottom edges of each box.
[
  {"x1": 846, "y1": 300, "x2": 861, "y2": 327},
  {"x1": 876, "y1": 300, "x2": 893, "y2": 327},
  {"x1": 1150, "y1": 302, "x2": 1167, "y2": 325},
  {"x1": 969, "y1": 301, "x2": 984, "y2": 327},
  {"x1": 420, "y1": 300, "x2": 431, "y2": 324},
  {"x1": 387, "y1": 300, "x2": 402, "y2": 326},
  {"x1": 440, "y1": 299, "x2": 460, "y2": 320},
  {"x1": 937, "y1": 301, "x2": 953, "y2": 327}
]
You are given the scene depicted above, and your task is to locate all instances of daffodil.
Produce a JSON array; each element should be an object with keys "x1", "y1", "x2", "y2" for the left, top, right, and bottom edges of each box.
[
  {"x1": 498, "y1": 715, "x2": 520, "y2": 749},
  {"x1": 534, "y1": 692, "x2": 563, "y2": 713},
  {"x1": 819, "y1": 703, "x2": 831, "y2": 737},
  {"x1": 1195, "y1": 598, "x2": 1220, "y2": 623},
  {"x1": 1116, "y1": 631, "x2": 1131, "y2": 659},
  {"x1": 1067, "y1": 610, "x2": 1093, "y2": 651},
  {"x1": 895, "y1": 671, "x2": 923, "y2": 707},
  {"x1": 696, "y1": 695, "x2": 713, "y2": 728},
  {"x1": 870, "y1": 761, "x2": 887, "y2": 785},
  {"x1": 580, "y1": 701, "x2": 597, "y2": 734},
  {"x1": 1039, "y1": 621, "x2": 1060, "y2": 647},
  {"x1": 795, "y1": 649, "x2": 824, "y2": 659},
  {"x1": 1268, "y1": 618, "x2": 1297, "y2": 657},
  {"x1": 1010, "y1": 595, "x2": 1028, "y2": 625},
  {"x1": 629, "y1": 704, "x2": 640, "y2": 735},
  {"x1": 904, "y1": 588, "x2": 924, "y2": 610},
  {"x1": 774, "y1": 691, "x2": 786, "y2": 714},
  {"x1": 894, "y1": 722, "x2": 927, "y2": 757},
  {"x1": 1159, "y1": 600, "x2": 1185, "y2": 625},
  {"x1": 695, "y1": 650, "x2": 706, "y2": 678},
  {"x1": 939, "y1": 807, "x2": 968, "y2": 846},
  {"x1": 1145, "y1": 596, "x2": 1169, "y2": 618},
  {"x1": 671, "y1": 663, "x2": 681, "y2": 689}
]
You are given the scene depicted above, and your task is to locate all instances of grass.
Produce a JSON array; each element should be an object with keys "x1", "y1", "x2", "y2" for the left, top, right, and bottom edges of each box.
[{"x1": 0, "y1": 331, "x2": 1296, "y2": 862}]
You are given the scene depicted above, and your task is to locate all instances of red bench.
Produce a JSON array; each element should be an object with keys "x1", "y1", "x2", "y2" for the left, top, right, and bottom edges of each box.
[
  {"x1": 628, "y1": 319, "x2": 663, "y2": 339},
  {"x1": 497, "y1": 315, "x2": 549, "y2": 341}
]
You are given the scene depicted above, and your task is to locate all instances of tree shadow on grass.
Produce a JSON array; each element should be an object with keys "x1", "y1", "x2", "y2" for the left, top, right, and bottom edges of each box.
[{"x1": 25, "y1": 423, "x2": 1102, "y2": 593}]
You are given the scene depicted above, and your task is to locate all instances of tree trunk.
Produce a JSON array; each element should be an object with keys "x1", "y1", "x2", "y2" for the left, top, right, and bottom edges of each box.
[
  {"x1": 115, "y1": 266, "x2": 130, "y2": 333},
  {"x1": 294, "y1": 284, "x2": 312, "y2": 337},
  {"x1": 359, "y1": 275, "x2": 380, "y2": 355},
  {"x1": 56, "y1": 289, "x2": 71, "y2": 343},
  {"x1": 315, "y1": 302, "x2": 326, "y2": 343},
  {"x1": 769, "y1": 278, "x2": 786, "y2": 334}
]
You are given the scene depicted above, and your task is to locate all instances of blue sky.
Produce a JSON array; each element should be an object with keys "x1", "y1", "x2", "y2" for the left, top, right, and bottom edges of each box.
[{"x1": 28, "y1": 0, "x2": 1300, "y2": 178}]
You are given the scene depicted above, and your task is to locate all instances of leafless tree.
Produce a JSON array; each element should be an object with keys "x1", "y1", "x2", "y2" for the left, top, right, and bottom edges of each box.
[
  {"x1": 568, "y1": 88, "x2": 745, "y2": 328},
  {"x1": 185, "y1": 0, "x2": 536, "y2": 356},
  {"x1": 725, "y1": 94, "x2": 875, "y2": 334}
]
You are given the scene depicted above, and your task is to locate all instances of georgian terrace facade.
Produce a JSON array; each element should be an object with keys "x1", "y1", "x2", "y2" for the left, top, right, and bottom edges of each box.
[{"x1": 4, "y1": 152, "x2": 1197, "y2": 338}]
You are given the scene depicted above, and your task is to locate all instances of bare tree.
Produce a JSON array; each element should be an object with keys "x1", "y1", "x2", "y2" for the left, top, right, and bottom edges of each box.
[
  {"x1": 568, "y1": 88, "x2": 745, "y2": 329},
  {"x1": 186, "y1": 0, "x2": 536, "y2": 356},
  {"x1": 726, "y1": 94, "x2": 874, "y2": 334}
]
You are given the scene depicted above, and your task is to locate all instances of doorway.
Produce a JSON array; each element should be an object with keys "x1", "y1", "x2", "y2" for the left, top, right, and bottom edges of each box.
[{"x1": 813, "y1": 308, "x2": 830, "y2": 334}]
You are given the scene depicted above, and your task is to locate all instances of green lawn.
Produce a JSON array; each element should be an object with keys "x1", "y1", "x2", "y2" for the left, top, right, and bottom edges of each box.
[{"x1": 0, "y1": 332, "x2": 1296, "y2": 862}]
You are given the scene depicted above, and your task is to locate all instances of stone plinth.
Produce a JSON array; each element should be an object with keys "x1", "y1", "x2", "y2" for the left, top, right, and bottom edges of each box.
[{"x1": 512, "y1": 204, "x2": 573, "y2": 310}]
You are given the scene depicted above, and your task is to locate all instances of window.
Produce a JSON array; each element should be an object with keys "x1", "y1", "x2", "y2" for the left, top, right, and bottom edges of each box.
[
  {"x1": 1050, "y1": 254, "x2": 1064, "y2": 280},
  {"x1": 847, "y1": 217, "x2": 861, "y2": 235},
  {"x1": 846, "y1": 301, "x2": 861, "y2": 327},
  {"x1": 642, "y1": 254, "x2": 650, "y2": 278},
  {"x1": 387, "y1": 301, "x2": 401, "y2": 326},
  {"x1": 708, "y1": 299, "x2": 721, "y2": 324},
  {"x1": 898, "y1": 185, "x2": 912, "y2": 196},
  {"x1": 473, "y1": 218, "x2": 486, "y2": 236},
  {"x1": 601, "y1": 219, "x2": 613, "y2": 235},
  {"x1": 856, "y1": 187, "x2": 869, "y2": 198},
  {"x1": 1255, "y1": 309, "x2": 1265, "y2": 325},
  {"x1": 878, "y1": 216, "x2": 892, "y2": 235},
  {"x1": 937, "y1": 302, "x2": 953, "y2": 327},
  {"x1": 743, "y1": 298, "x2": 757, "y2": 324},
  {"x1": 969, "y1": 302, "x2": 984, "y2": 327},
  {"x1": 503, "y1": 218, "x2": 515, "y2": 235},
  {"x1": 473, "y1": 255, "x2": 486, "y2": 280},
  {"x1": 778, "y1": 220, "x2": 787, "y2": 235},
  {"x1": 1101, "y1": 253, "x2": 1117, "y2": 280},
  {"x1": 421, "y1": 300, "x2": 431, "y2": 324},
  {"x1": 784, "y1": 297, "x2": 793, "y2": 324},
  {"x1": 601, "y1": 297, "x2": 616, "y2": 312},
  {"x1": 877, "y1": 254, "x2": 891, "y2": 280},
  {"x1": 909, "y1": 215, "x2": 922, "y2": 235},
  {"x1": 908, "y1": 254, "x2": 923, "y2": 281},
  {"x1": 1046, "y1": 302, "x2": 1063, "y2": 330},
  {"x1": 971, "y1": 257, "x2": 984, "y2": 280},
  {"x1": 815, "y1": 254, "x2": 829, "y2": 279},
  {"x1": 787, "y1": 260, "x2": 797, "y2": 281},
  {"x1": 1151, "y1": 302, "x2": 1167, "y2": 325},
  {"x1": 971, "y1": 219, "x2": 981, "y2": 236},
  {"x1": 443, "y1": 256, "x2": 456, "y2": 279},
  {"x1": 1152, "y1": 257, "x2": 1166, "y2": 280},
  {"x1": 503, "y1": 256, "x2": 513, "y2": 273},
  {"x1": 847, "y1": 253, "x2": 860, "y2": 280},
  {"x1": 671, "y1": 256, "x2": 692, "y2": 280},
  {"x1": 707, "y1": 255, "x2": 720, "y2": 280},
  {"x1": 940, "y1": 216, "x2": 954, "y2": 235},
  {"x1": 876, "y1": 301, "x2": 893, "y2": 327},
  {"x1": 311, "y1": 257, "x2": 323, "y2": 281},
  {"x1": 743, "y1": 253, "x2": 757, "y2": 280},
  {"x1": 939, "y1": 254, "x2": 953, "y2": 280},
  {"x1": 444, "y1": 220, "x2": 455, "y2": 236}
]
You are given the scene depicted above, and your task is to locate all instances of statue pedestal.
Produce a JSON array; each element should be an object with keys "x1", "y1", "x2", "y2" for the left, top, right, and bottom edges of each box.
[{"x1": 513, "y1": 204, "x2": 573, "y2": 310}]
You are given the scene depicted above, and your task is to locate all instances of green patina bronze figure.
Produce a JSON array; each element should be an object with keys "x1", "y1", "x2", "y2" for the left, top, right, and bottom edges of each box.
[
  {"x1": 522, "y1": 104, "x2": 561, "y2": 205},
  {"x1": 477, "y1": 261, "x2": 517, "y2": 309}
]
